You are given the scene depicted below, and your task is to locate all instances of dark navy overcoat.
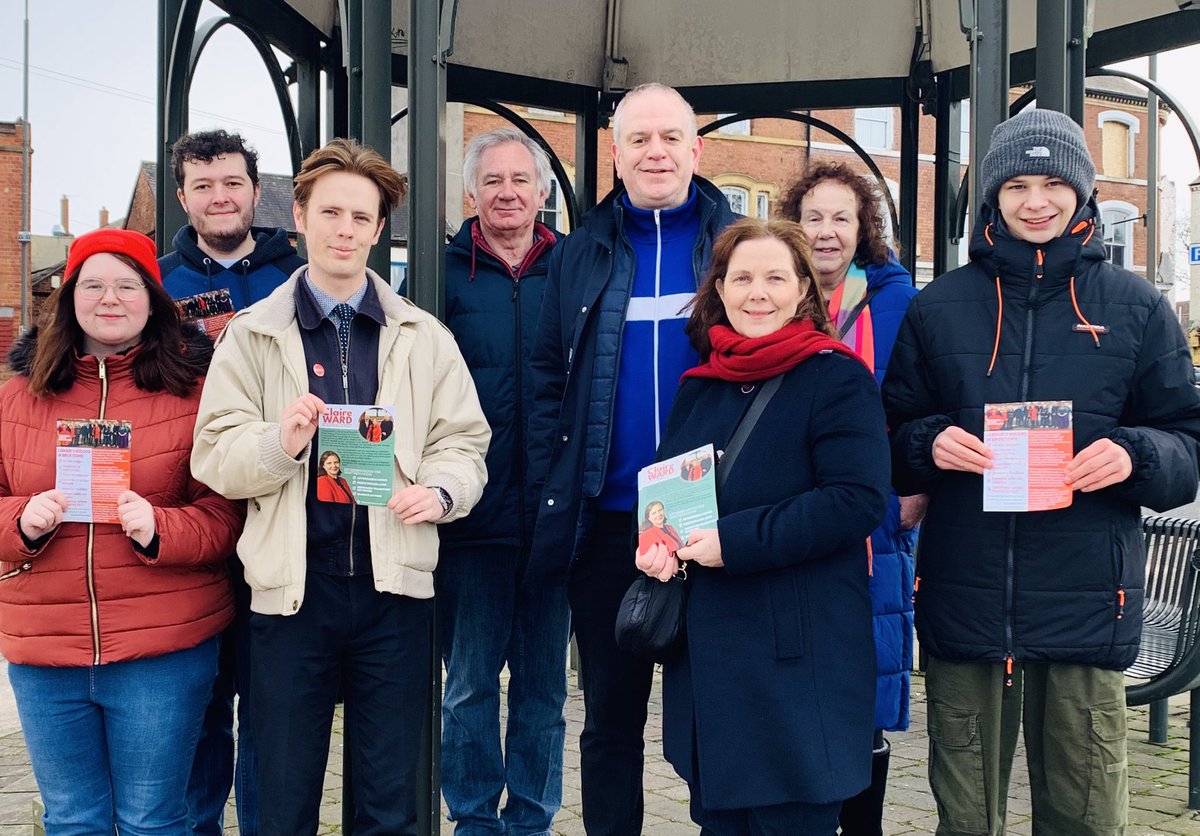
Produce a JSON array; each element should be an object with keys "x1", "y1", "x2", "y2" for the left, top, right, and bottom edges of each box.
[{"x1": 655, "y1": 351, "x2": 890, "y2": 810}]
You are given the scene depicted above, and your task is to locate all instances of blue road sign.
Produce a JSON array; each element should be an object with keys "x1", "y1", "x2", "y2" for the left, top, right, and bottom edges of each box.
[{"x1": 1191, "y1": 244, "x2": 1200, "y2": 265}]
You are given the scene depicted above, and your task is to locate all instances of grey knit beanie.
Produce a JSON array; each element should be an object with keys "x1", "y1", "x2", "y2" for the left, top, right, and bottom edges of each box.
[{"x1": 979, "y1": 108, "x2": 1095, "y2": 210}]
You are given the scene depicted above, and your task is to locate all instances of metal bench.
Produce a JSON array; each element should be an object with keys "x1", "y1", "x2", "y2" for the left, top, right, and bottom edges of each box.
[{"x1": 1125, "y1": 515, "x2": 1200, "y2": 811}]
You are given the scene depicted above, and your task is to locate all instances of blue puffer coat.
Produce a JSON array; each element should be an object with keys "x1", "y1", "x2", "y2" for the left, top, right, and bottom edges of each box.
[
  {"x1": 856, "y1": 257, "x2": 918, "y2": 732},
  {"x1": 439, "y1": 218, "x2": 560, "y2": 551}
]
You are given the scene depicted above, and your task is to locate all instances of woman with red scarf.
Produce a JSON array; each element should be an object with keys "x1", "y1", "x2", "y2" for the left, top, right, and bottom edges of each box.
[{"x1": 635, "y1": 219, "x2": 890, "y2": 834}]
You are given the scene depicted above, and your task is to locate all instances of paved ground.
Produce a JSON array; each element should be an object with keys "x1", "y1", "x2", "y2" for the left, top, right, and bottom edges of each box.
[{"x1": 0, "y1": 664, "x2": 1197, "y2": 835}]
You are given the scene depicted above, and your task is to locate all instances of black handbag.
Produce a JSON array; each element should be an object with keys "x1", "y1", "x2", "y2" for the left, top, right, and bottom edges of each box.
[{"x1": 613, "y1": 375, "x2": 783, "y2": 662}]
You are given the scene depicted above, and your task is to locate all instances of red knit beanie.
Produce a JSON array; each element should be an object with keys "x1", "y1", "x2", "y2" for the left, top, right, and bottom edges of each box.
[{"x1": 65, "y1": 229, "x2": 162, "y2": 285}]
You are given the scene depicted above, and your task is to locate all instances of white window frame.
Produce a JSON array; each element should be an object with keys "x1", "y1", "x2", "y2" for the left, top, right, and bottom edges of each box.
[
  {"x1": 716, "y1": 114, "x2": 751, "y2": 136},
  {"x1": 536, "y1": 179, "x2": 562, "y2": 231},
  {"x1": 720, "y1": 186, "x2": 750, "y2": 216},
  {"x1": 854, "y1": 107, "x2": 894, "y2": 151},
  {"x1": 1097, "y1": 110, "x2": 1140, "y2": 179},
  {"x1": 1099, "y1": 199, "x2": 1138, "y2": 270}
]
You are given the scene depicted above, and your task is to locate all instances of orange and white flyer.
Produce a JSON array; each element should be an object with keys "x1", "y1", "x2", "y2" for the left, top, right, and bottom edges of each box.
[
  {"x1": 982, "y1": 400, "x2": 1073, "y2": 513},
  {"x1": 54, "y1": 418, "x2": 132, "y2": 524}
]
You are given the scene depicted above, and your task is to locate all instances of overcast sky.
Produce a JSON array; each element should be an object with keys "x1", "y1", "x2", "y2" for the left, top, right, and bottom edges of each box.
[{"x1": 1, "y1": 0, "x2": 1198, "y2": 243}]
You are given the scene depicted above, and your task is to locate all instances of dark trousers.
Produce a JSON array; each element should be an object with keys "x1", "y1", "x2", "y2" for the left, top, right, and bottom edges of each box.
[
  {"x1": 567, "y1": 511, "x2": 655, "y2": 836},
  {"x1": 251, "y1": 572, "x2": 434, "y2": 836}
]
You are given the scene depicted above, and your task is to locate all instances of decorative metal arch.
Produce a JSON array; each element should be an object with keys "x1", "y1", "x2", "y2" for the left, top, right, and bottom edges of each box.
[
  {"x1": 188, "y1": 15, "x2": 305, "y2": 174},
  {"x1": 699, "y1": 111, "x2": 901, "y2": 237},
  {"x1": 391, "y1": 100, "x2": 581, "y2": 231},
  {"x1": 952, "y1": 68, "x2": 1200, "y2": 243}
]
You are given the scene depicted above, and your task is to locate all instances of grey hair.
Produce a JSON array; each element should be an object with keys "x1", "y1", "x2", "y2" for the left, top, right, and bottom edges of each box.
[
  {"x1": 462, "y1": 127, "x2": 553, "y2": 198},
  {"x1": 611, "y1": 83, "x2": 697, "y2": 144}
]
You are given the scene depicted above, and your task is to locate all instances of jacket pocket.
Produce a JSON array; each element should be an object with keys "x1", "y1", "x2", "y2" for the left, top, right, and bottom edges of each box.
[
  {"x1": 768, "y1": 573, "x2": 803, "y2": 660},
  {"x1": 927, "y1": 701, "x2": 989, "y2": 834},
  {"x1": 394, "y1": 448, "x2": 421, "y2": 488},
  {"x1": 1085, "y1": 700, "x2": 1129, "y2": 829}
]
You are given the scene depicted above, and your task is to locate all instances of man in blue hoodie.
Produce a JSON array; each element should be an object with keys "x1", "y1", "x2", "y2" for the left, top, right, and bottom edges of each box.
[
  {"x1": 159, "y1": 129, "x2": 302, "y2": 836},
  {"x1": 527, "y1": 83, "x2": 736, "y2": 835},
  {"x1": 160, "y1": 130, "x2": 304, "y2": 311}
]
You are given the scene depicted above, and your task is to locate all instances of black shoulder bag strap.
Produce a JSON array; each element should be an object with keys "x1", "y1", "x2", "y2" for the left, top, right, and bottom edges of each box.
[
  {"x1": 716, "y1": 374, "x2": 783, "y2": 492},
  {"x1": 836, "y1": 286, "x2": 881, "y2": 340}
]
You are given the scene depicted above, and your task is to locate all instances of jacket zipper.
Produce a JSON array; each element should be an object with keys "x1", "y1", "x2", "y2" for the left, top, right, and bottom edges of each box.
[
  {"x1": 1003, "y1": 248, "x2": 1044, "y2": 685},
  {"x1": 341, "y1": 323, "x2": 355, "y2": 577},
  {"x1": 87, "y1": 358, "x2": 109, "y2": 665},
  {"x1": 652, "y1": 209, "x2": 663, "y2": 446},
  {"x1": 513, "y1": 275, "x2": 527, "y2": 553},
  {"x1": 0, "y1": 561, "x2": 32, "y2": 581}
]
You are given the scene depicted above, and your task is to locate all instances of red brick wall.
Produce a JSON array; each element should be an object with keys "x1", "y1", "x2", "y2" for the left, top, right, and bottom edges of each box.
[{"x1": 0, "y1": 122, "x2": 27, "y2": 369}]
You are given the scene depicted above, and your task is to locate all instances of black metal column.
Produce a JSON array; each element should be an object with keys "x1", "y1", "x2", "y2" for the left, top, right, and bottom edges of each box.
[
  {"x1": 575, "y1": 93, "x2": 599, "y2": 216},
  {"x1": 933, "y1": 86, "x2": 964, "y2": 277},
  {"x1": 408, "y1": 5, "x2": 446, "y2": 833},
  {"x1": 1148, "y1": 54, "x2": 1159, "y2": 286},
  {"x1": 407, "y1": 0, "x2": 446, "y2": 320},
  {"x1": 1035, "y1": 0, "x2": 1069, "y2": 115},
  {"x1": 156, "y1": 0, "x2": 199, "y2": 252},
  {"x1": 296, "y1": 56, "x2": 323, "y2": 160},
  {"x1": 899, "y1": 89, "x2": 919, "y2": 278},
  {"x1": 1067, "y1": 0, "x2": 1088, "y2": 124},
  {"x1": 967, "y1": 0, "x2": 1009, "y2": 221}
]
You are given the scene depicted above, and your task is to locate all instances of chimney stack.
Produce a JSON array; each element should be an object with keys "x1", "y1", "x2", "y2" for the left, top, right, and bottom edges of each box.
[
  {"x1": 60, "y1": 195, "x2": 69, "y2": 235},
  {"x1": 99, "y1": 206, "x2": 109, "y2": 228}
]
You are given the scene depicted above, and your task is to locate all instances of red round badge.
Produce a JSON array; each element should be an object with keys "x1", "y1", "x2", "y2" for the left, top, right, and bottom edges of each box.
[{"x1": 313, "y1": 363, "x2": 325, "y2": 377}]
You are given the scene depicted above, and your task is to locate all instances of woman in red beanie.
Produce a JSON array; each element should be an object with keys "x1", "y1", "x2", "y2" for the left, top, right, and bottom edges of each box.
[{"x1": 0, "y1": 228, "x2": 245, "y2": 833}]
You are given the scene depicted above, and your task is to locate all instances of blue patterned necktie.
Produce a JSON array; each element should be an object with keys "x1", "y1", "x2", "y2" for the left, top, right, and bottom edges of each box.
[{"x1": 332, "y1": 303, "x2": 355, "y2": 363}]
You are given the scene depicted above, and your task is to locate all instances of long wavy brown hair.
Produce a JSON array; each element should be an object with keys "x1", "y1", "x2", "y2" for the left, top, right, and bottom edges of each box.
[
  {"x1": 685, "y1": 218, "x2": 834, "y2": 361},
  {"x1": 778, "y1": 161, "x2": 892, "y2": 267},
  {"x1": 28, "y1": 254, "x2": 207, "y2": 398}
]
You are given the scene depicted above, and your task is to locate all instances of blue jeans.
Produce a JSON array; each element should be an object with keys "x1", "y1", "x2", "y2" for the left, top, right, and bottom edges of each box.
[
  {"x1": 186, "y1": 559, "x2": 257, "y2": 835},
  {"x1": 437, "y1": 545, "x2": 572, "y2": 836},
  {"x1": 9, "y1": 637, "x2": 219, "y2": 836}
]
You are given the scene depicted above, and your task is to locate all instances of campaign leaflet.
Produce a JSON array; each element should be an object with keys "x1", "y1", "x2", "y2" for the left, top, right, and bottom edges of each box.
[
  {"x1": 636, "y1": 443, "x2": 719, "y2": 557},
  {"x1": 55, "y1": 418, "x2": 132, "y2": 525},
  {"x1": 316, "y1": 404, "x2": 396, "y2": 506},
  {"x1": 175, "y1": 289, "x2": 236, "y2": 339},
  {"x1": 983, "y1": 400, "x2": 1074, "y2": 513}
]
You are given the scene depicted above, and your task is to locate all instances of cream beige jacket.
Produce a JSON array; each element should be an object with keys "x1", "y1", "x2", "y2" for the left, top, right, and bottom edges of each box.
[{"x1": 191, "y1": 268, "x2": 489, "y2": 615}]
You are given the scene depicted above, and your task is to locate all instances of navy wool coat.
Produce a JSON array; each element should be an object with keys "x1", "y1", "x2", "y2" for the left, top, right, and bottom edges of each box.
[{"x1": 655, "y1": 351, "x2": 890, "y2": 810}]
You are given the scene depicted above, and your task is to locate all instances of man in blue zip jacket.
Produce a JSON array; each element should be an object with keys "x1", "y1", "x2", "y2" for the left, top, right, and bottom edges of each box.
[
  {"x1": 437, "y1": 127, "x2": 566, "y2": 835},
  {"x1": 159, "y1": 129, "x2": 302, "y2": 836},
  {"x1": 526, "y1": 83, "x2": 736, "y2": 836}
]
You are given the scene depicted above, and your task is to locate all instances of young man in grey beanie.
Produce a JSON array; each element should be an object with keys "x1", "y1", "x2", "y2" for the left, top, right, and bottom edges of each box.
[{"x1": 883, "y1": 108, "x2": 1200, "y2": 835}]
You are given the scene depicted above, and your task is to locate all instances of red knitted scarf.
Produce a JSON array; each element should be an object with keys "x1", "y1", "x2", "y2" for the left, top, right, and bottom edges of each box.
[{"x1": 681, "y1": 319, "x2": 866, "y2": 383}]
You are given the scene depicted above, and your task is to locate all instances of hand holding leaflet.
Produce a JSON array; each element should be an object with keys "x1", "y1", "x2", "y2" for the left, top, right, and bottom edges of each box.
[
  {"x1": 19, "y1": 490, "x2": 68, "y2": 541},
  {"x1": 116, "y1": 491, "x2": 156, "y2": 548}
]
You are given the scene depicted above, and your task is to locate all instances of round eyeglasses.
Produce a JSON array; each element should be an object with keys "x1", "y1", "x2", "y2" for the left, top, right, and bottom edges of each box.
[{"x1": 75, "y1": 280, "x2": 147, "y2": 301}]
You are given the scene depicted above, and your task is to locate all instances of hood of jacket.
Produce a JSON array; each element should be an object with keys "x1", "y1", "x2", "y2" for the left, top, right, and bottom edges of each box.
[
  {"x1": 864, "y1": 253, "x2": 915, "y2": 293},
  {"x1": 8, "y1": 324, "x2": 216, "y2": 378},
  {"x1": 967, "y1": 198, "x2": 1105, "y2": 288},
  {"x1": 170, "y1": 224, "x2": 300, "y2": 276}
]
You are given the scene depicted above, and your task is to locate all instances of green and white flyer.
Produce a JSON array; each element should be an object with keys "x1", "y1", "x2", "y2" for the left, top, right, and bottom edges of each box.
[{"x1": 316, "y1": 404, "x2": 396, "y2": 506}]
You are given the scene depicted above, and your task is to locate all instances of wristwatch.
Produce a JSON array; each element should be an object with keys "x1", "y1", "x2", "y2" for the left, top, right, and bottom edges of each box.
[{"x1": 433, "y1": 486, "x2": 454, "y2": 518}]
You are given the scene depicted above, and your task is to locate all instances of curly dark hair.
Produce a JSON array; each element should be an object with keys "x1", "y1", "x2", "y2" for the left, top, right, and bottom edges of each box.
[
  {"x1": 778, "y1": 161, "x2": 891, "y2": 267},
  {"x1": 685, "y1": 218, "x2": 834, "y2": 360},
  {"x1": 170, "y1": 129, "x2": 260, "y2": 188}
]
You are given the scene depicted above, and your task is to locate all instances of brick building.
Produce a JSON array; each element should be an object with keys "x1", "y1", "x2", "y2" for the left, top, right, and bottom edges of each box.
[
  {"x1": 0, "y1": 122, "x2": 27, "y2": 363},
  {"x1": 458, "y1": 78, "x2": 1169, "y2": 287}
]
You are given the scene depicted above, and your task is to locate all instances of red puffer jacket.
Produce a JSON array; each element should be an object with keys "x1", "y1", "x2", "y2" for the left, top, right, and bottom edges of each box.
[{"x1": 0, "y1": 329, "x2": 244, "y2": 666}]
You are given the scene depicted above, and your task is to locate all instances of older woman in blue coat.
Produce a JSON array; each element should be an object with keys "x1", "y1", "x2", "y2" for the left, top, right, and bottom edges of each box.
[
  {"x1": 781, "y1": 161, "x2": 922, "y2": 836},
  {"x1": 637, "y1": 218, "x2": 889, "y2": 834}
]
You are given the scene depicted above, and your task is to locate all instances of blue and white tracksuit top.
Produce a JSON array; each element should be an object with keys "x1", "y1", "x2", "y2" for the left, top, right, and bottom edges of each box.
[{"x1": 598, "y1": 187, "x2": 702, "y2": 512}]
